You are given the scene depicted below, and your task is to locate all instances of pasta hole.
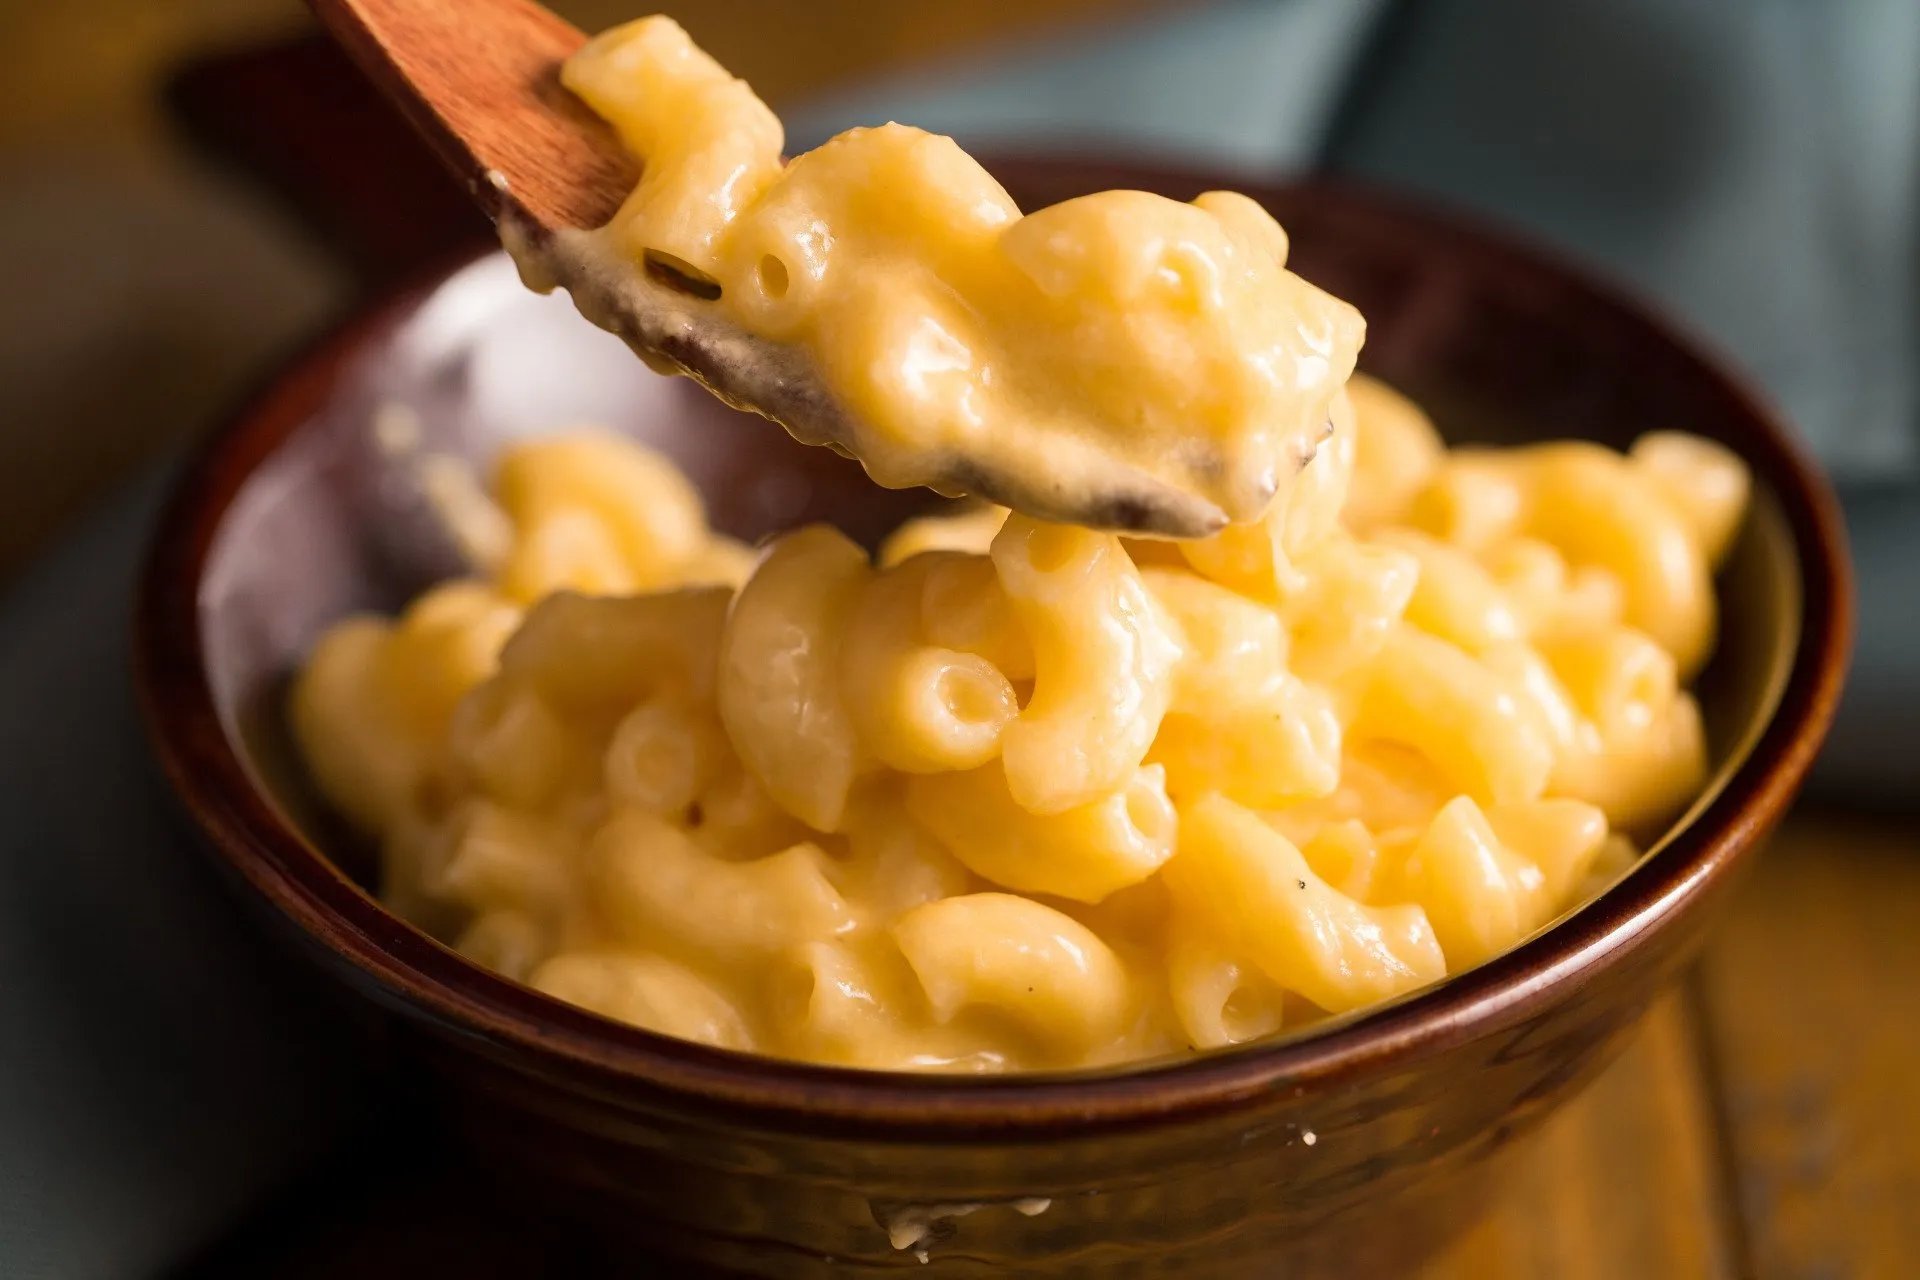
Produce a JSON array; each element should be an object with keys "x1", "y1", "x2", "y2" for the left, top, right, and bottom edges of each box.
[
  {"x1": 605, "y1": 704, "x2": 702, "y2": 814},
  {"x1": 938, "y1": 665, "x2": 1008, "y2": 727},
  {"x1": 1023, "y1": 525, "x2": 1082, "y2": 574},
  {"x1": 1611, "y1": 647, "x2": 1673, "y2": 731},
  {"x1": 757, "y1": 254, "x2": 790, "y2": 300},
  {"x1": 1124, "y1": 782, "x2": 1174, "y2": 844},
  {"x1": 1220, "y1": 983, "x2": 1280, "y2": 1044},
  {"x1": 643, "y1": 250, "x2": 722, "y2": 300}
]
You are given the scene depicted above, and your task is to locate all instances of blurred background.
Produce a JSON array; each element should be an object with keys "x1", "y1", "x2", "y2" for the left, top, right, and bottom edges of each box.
[
  {"x1": 1, "y1": 0, "x2": 1914, "y2": 1277},
  {"x1": 0, "y1": 0, "x2": 1181, "y2": 577}
]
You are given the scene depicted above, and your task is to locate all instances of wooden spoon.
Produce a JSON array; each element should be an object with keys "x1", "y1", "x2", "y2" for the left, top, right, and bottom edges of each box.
[
  {"x1": 306, "y1": 0, "x2": 631, "y2": 232},
  {"x1": 305, "y1": 0, "x2": 1234, "y2": 536}
]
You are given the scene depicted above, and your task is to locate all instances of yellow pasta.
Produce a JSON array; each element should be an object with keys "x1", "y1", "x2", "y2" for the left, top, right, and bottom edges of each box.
[
  {"x1": 1166, "y1": 923, "x2": 1286, "y2": 1050},
  {"x1": 840, "y1": 791, "x2": 977, "y2": 920},
  {"x1": 839, "y1": 554, "x2": 1019, "y2": 773},
  {"x1": 1343, "y1": 373, "x2": 1444, "y2": 531},
  {"x1": 588, "y1": 808, "x2": 855, "y2": 958},
  {"x1": 448, "y1": 677, "x2": 583, "y2": 811},
  {"x1": 293, "y1": 398, "x2": 1741, "y2": 1070},
  {"x1": 1279, "y1": 535, "x2": 1419, "y2": 682},
  {"x1": 1148, "y1": 674, "x2": 1342, "y2": 807},
  {"x1": 491, "y1": 430, "x2": 711, "y2": 600},
  {"x1": 554, "y1": 17, "x2": 1367, "y2": 526},
  {"x1": 1503, "y1": 442, "x2": 1718, "y2": 675},
  {"x1": 1140, "y1": 568, "x2": 1289, "y2": 713},
  {"x1": 716, "y1": 526, "x2": 871, "y2": 831},
  {"x1": 284, "y1": 26, "x2": 1743, "y2": 1076},
  {"x1": 1629, "y1": 431, "x2": 1751, "y2": 570},
  {"x1": 1347, "y1": 627, "x2": 1555, "y2": 806},
  {"x1": 292, "y1": 74, "x2": 1743, "y2": 1074},
  {"x1": 892, "y1": 894, "x2": 1134, "y2": 1060},
  {"x1": 772, "y1": 935, "x2": 1034, "y2": 1071},
  {"x1": 1380, "y1": 529, "x2": 1525, "y2": 654},
  {"x1": 991, "y1": 516, "x2": 1182, "y2": 814},
  {"x1": 602, "y1": 697, "x2": 729, "y2": 816},
  {"x1": 774, "y1": 938, "x2": 920, "y2": 1068},
  {"x1": 294, "y1": 406, "x2": 1741, "y2": 1068},
  {"x1": 878, "y1": 504, "x2": 1009, "y2": 567},
  {"x1": 903, "y1": 763, "x2": 1177, "y2": 903},
  {"x1": 1176, "y1": 388, "x2": 1357, "y2": 600},
  {"x1": 498, "y1": 587, "x2": 728, "y2": 718},
  {"x1": 690, "y1": 758, "x2": 813, "y2": 860},
  {"x1": 385, "y1": 584, "x2": 524, "y2": 730},
  {"x1": 420, "y1": 799, "x2": 575, "y2": 919},
  {"x1": 916, "y1": 552, "x2": 1035, "y2": 680},
  {"x1": 1408, "y1": 451, "x2": 1529, "y2": 552},
  {"x1": 530, "y1": 951, "x2": 755, "y2": 1051},
  {"x1": 1399, "y1": 801, "x2": 1540, "y2": 968},
  {"x1": 1295, "y1": 820, "x2": 1386, "y2": 903},
  {"x1": 455, "y1": 909, "x2": 551, "y2": 983},
  {"x1": 560, "y1": 17, "x2": 781, "y2": 280},
  {"x1": 1163, "y1": 794, "x2": 1446, "y2": 1013},
  {"x1": 1535, "y1": 627, "x2": 1679, "y2": 738},
  {"x1": 1553, "y1": 692, "x2": 1709, "y2": 833},
  {"x1": 291, "y1": 617, "x2": 432, "y2": 832}
]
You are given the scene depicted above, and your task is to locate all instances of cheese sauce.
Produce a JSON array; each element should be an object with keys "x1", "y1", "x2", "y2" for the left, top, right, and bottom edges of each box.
[{"x1": 511, "y1": 16, "x2": 1364, "y2": 533}]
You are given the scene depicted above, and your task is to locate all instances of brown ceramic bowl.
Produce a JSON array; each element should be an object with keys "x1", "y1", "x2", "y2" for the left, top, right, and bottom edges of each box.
[{"x1": 135, "y1": 160, "x2": 1850, "y2": 1278}]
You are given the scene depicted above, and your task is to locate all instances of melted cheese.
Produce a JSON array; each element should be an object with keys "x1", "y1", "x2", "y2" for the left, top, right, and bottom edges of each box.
[{"x1": 526, "y1": 15, "x2": 1364, "y2": 532}]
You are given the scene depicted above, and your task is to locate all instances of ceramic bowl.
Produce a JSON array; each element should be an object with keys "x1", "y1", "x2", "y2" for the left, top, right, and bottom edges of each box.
[{"x1": 135, "y1": 161, "x2": 1851, "y2": 1278}]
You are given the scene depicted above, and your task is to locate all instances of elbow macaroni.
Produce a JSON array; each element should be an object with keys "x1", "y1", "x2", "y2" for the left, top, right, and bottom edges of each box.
[
  {"x1": 293, "y1": 376, "x2": 1744, "y2": 1072},
  {"x1": 534, "y1": 18, "x2": 1365, "y2": 530},
  {"x1": 991, "y1": 516, "x2": 1183, "y2": 814},
  {"x1": 295, "y1": 20, "x2": 1737, "y2": 1070}
]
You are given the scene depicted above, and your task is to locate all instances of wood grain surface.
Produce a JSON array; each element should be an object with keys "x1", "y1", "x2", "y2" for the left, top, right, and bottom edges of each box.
[
  {"x1": 1696, "y1": 818, "x2": 1920, "y2": 1280},
  {"x1": 1433, "y1": 990, "x2": 1737, "y2": 1279}
]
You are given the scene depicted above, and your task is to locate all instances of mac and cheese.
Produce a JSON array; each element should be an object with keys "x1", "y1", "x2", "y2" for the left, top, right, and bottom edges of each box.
[
  {"x1": 288, "y1": 11, "x2": 1749, "y2": 1074},
  {"x1": 291, "y1": 376, "x2": 1747, "y2": 1071},
  {"x1": 511, "y1": 17, "x2": 1363, "y2": 533}
]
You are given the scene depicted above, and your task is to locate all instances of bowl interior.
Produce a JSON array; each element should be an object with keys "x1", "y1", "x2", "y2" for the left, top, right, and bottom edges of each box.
[{"x1": 193, "y1": 168, "x2": 1804, "y2": 1017}]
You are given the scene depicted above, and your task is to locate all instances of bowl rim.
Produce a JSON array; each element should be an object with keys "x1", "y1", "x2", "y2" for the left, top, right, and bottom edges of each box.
[{"x1": 134, "y1": 163, "x2": 1852, "y2": 1138}]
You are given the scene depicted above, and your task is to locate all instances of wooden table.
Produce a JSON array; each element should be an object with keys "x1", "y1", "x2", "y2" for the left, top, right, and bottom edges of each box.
[{"x1": 1439, "y1": 813, "x2": 1920, "y2": 1279}]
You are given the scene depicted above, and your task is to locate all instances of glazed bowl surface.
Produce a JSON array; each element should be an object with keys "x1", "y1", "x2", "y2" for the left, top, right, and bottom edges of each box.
[{"x1": 136, "y1": 160, "x2": 1850, "y2": 1278}]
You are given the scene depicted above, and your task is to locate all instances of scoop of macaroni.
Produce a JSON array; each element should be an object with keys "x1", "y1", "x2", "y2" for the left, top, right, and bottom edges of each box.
[
  {"x1": 509, "y1": 16, "x2": 1363, "y2": 532},
  {"x1": 290, "y1": 383, "x2": 1748, "y2": 1071}
]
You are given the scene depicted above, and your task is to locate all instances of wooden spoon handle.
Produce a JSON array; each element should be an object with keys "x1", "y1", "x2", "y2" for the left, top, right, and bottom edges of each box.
[{"x1": 305, "y1": 0, "x2": 636, "y2": 233}]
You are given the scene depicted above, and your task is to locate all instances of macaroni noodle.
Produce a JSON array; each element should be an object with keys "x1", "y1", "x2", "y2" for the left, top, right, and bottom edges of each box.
[
  {"x1": 517, "y1": 17, "x2": 1365, "y2": 532},
  {"x1": 285, "y1": 21, "x2": 1749, "y2": 1072},
  {"x1": 292, "y1": 396, "x2": 1745, "y2": 1070}
]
